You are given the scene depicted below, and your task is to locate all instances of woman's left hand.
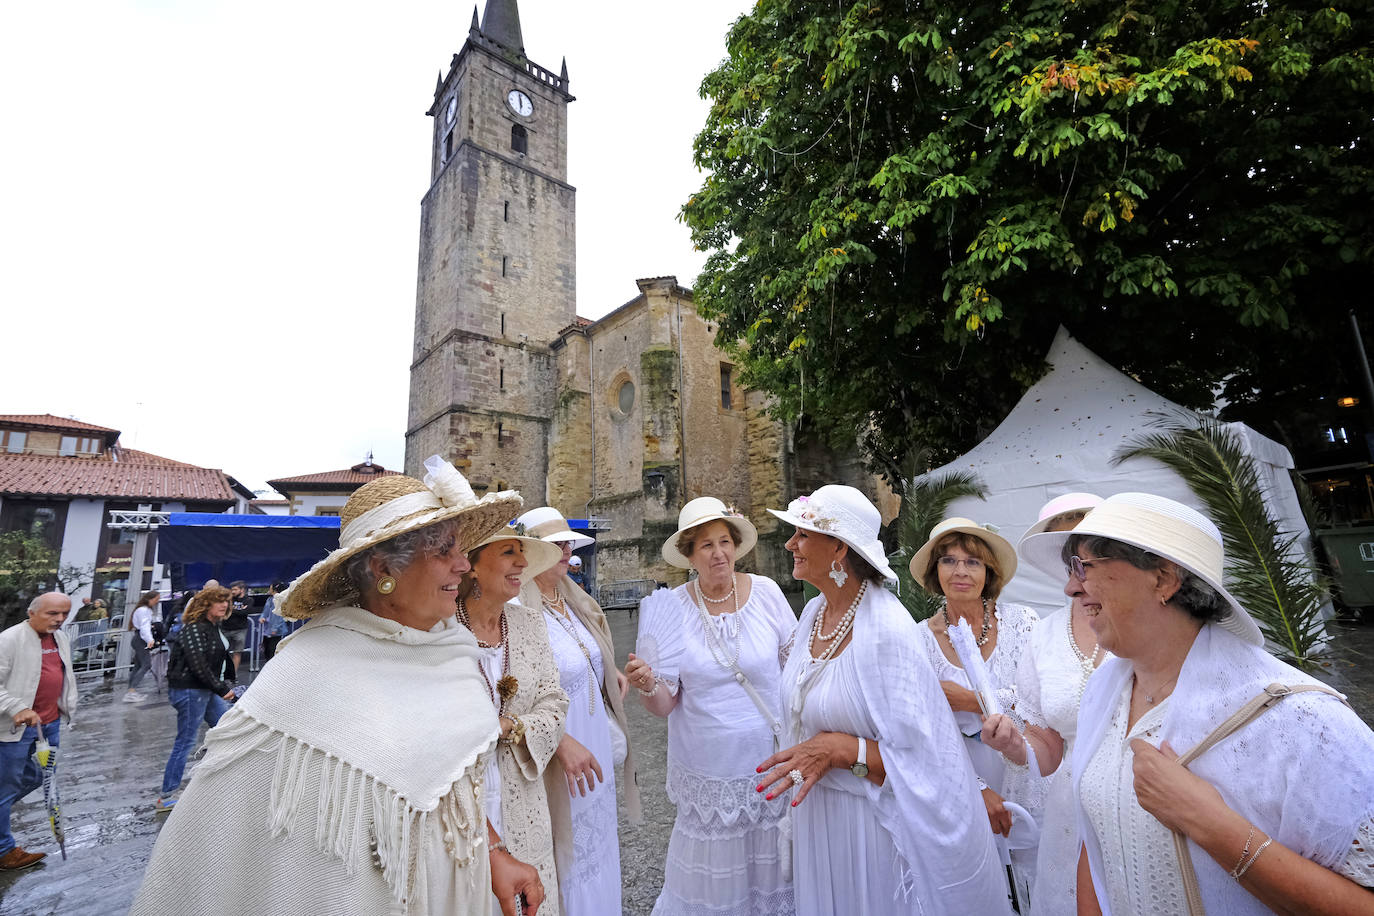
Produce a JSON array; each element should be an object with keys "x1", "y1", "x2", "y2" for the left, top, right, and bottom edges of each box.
[
  {"x1": 1131, "y1": 739, "x2": 1227, "y2": 836},
  {"x1": 981, "y1": 713, "x2": 1028, "y2": 765},
  {"x1": 755, "y1": 733, "x2": 842, "y2": 808},
  {"x1": 555, "y1": 734, "x2": 604, "y2": 797},
  {"x1": 983, "y1": 786, "x2": 1012, "y2": 837},
  {"x1": 614, "y1": 668, "x2": 629, "y2": 700}
]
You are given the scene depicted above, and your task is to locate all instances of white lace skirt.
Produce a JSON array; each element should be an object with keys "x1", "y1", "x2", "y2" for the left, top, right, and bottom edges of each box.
[{"x1": 652, "y1": 767, "x2": 795, "y2": 916}]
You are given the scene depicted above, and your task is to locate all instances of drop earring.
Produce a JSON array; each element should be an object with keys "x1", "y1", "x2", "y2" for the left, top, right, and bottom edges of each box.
[
  {"x1": 472, "y1": 581, "x2": 483, "y2": 599},
  {"x1": 377, "y1": 576, "x2": 396, "y2": 595},
  {"x1": 828, "y1": 560, "x2": 849, "y2": 588}
]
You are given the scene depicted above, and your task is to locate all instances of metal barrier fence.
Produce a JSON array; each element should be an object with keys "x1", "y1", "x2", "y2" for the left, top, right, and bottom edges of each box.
[
  {"x1": 598, "y1": 579, "x2": 658, "y2": 612},
  {"x1": 70, "y1": 616, "x2": 129, "y2": 679}
]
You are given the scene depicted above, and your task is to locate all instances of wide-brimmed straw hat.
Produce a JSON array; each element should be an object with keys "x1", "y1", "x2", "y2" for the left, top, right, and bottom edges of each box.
[
  {"x1": 662, "y1": 497, "x2": 759, "y2": 569},
  {"x1": 466, "y1": 524, "x2": 563, "y2": 586},
  {"x1": 767, "y1": 486, "x2": 896, "y2": 581},
  {"x1": 910, "y1": 518, "x2": 1019, "y2": 592},
  {"x1": 277, "y1": 456, "x2": 522, "y2": 619},
  {"x1": 516, "y1": 506, "x2": 595, "y2": 551},
  {"x1": 1019, "y1": 492, "x2": 1261, "y2": 646},
  {"x1": 1020, "y1": 492, "x2": 1105, "y2": 540}
]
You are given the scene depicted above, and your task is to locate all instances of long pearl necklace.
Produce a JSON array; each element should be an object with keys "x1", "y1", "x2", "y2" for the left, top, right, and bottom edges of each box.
[
  {"x1": 1066, "y1": 610, "x2": 1102, "y2": 684},
  {"x1": 692, "y1": 574, "x2": 742, "y2": 670},
  {"x1": 456, "y1": 596, "x2": 510, "y2": 711},
  {"x1": 942, "y1": 597, "x2": 993, "y2": 647},
  {"x1": 540, "y1": 589, "x2": 598, "y2": 716},
  {"x1": 807, "y1": 580, "x2": 868, "y2": 662}
]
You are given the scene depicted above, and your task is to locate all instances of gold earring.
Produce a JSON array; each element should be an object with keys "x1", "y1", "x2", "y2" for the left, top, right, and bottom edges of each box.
[{"x1": 378, "y1": 576, "x2": 396, "y2": 595}]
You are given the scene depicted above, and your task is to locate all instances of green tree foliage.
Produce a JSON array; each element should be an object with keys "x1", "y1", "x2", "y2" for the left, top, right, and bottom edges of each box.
[
  {"x1": 0, "y1": 532, "x2": 90, "y2": 630},
  {"x1": 1115, "y1": 413, "x2": 1328, "y2": 667},
  {"x1": 683, "y1": 0, "x2": 1373, "y2": 476}
]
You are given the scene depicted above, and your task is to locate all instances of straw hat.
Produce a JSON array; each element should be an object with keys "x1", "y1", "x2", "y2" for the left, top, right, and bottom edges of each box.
[
  {"x1": 662, "y1": 497, "x2": 759, "y2": 569},
  {"x1": 466, "y1": 524, "x2": 563, "y2": 586},
  {"x1": 1019, "y1": 492, "x2": 1261, "y2": 646},
  {"x1": 277, "y1": 456, "x2": 522, "y2": 619},
  {"x1": 516, "y1": 506, "x2": 595, "y2": 551},
  {"x1": 1020, "y1": 492, "x2": 1104, "y2": 540},
  {"x1": 767, "y1": 486, "x2": 896, "y2": 580},
  {"x1": 909, "y1": 518, "x2": 1019, "y2": 592}
]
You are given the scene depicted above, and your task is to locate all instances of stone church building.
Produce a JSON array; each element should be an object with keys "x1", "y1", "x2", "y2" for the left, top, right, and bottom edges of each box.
[{"x1": 405, "y1": 1, "x2": 884, "y2": 588}]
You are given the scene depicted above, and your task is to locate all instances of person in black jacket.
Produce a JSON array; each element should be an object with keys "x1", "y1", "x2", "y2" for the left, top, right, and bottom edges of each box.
[{"x1": 156, "y1": 585, "x2": 236, "y2": 811}]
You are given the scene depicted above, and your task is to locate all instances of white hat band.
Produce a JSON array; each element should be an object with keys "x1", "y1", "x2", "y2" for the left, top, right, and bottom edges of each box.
[{"x1": 341, "y1": 491, "x2": 444, "y2": 547}]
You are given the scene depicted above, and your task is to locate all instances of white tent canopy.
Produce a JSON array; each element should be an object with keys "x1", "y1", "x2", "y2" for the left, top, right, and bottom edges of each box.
[{"x1": 924, "y1": 327, "x2": 1314, "y2": 617}]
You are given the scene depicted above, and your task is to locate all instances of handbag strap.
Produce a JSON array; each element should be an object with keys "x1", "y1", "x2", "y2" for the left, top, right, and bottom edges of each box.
[
  {"x1": 688, "y1": 582, "x2": 785, "y2": 750},
  {"x1": 1171, "y1": 681, "x2": 1347, "y2": 916}
]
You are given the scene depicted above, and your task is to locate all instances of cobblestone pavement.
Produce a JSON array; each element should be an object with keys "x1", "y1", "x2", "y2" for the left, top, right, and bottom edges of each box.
[{"x1": 2, "y1": 613, "x2": 1371, "y2": 916}]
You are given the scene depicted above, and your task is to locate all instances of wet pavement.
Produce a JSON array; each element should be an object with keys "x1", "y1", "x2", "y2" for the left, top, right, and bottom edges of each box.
[{"x1": 3, "y1": 613, "x2": 1372, "y2": 916}]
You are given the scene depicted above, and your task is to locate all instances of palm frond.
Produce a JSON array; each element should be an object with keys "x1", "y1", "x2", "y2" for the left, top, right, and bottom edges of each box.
[
  {"x1": 1113, "y1": 411, "x2": 1327, "y2": 668},
  {"x1": 888, "y1": 449, "x2": 988, "y2": 621}
]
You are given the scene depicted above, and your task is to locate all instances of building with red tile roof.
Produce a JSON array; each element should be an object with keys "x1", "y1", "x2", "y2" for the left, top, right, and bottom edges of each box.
[
  {"x1": 266, "y1": 455, "x2": 399, "y2": 516},
  {"x1": 0, "y1": 414, "x2": 253, "y2": 611}
]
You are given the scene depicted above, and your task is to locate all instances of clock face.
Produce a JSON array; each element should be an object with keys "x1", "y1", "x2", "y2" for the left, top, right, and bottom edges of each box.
[
  {"x1": 507, "y1": 90, "x2": 533, "y2": 118},
  {"x1": 445, "y1": 96, "x2": 458, "y2": 124}
]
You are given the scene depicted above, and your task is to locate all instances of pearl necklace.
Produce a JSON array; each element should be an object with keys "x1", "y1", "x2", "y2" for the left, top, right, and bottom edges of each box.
[
  {"x1": 942, "y1": 598, "x2": 993, "y2": 647},
  {"x1": 456, "y1": 596, "x2": 510, "y2": 710},
  {"x1": 1066, "y1": 610, "x2": 1102, "y2": 683},
  {"x1": 808, "y1": 580, "x2": 868, "y2": 662},
  {"x1": 698, "y1": 574, "x2": 737, "y2": 604},
  {"x1": 541, "y1": 590, "x2": 599, "y2": 716},
  {"x1": 692, "y1": 577, "x2": 742, "y2": 670}
]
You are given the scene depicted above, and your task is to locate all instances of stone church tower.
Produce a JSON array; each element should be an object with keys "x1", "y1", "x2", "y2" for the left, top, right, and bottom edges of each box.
[{"x1": 405, "y1": 0, "x2": 575, "y2": 498}]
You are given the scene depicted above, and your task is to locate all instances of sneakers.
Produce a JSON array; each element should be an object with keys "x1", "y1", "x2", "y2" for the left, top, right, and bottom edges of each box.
[
  {"x1": 154, "y1": 793, "x2": 179, "y2": 812},
  {"x1": 0, "y1": 847, "x2": 46, "y2": 870},
  {"x1": 122, "y1": 690, "x2": 143, "y2": 703}
]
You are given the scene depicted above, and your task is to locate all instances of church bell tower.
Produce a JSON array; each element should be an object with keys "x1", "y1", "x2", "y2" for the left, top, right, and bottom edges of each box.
[{"x1": 405, "y1": 0, "x2": 576, "y2": 499}]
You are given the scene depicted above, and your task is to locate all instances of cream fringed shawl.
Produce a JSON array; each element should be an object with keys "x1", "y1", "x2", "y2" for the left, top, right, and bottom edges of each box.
[
  {"x1": 1074, "y1": 623, "x2": 1374, "y2": 916},
  {"x1": 130, "y1": 606, "x2": 500, "y2": 916}
]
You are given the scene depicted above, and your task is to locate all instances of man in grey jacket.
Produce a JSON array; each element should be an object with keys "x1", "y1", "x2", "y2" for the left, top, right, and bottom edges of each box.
[{"x1": 0, "y1": 592, "x2": 77, "y2": 870}]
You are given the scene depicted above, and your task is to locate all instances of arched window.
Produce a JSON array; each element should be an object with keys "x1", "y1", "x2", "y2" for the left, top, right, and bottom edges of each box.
[{"x1": 510, "y1": 124, "x2": 527, "y2": 154}]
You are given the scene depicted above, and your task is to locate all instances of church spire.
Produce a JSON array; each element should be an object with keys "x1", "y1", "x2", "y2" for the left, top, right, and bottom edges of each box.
[{"x1": 480, "y1": 0, "x2": 524, "y2": 56}]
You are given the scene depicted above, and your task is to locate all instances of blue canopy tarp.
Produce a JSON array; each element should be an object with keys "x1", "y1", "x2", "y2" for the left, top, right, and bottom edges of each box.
[{"x1": 160, "y1": 513, "x2": 340, "y2": 590}]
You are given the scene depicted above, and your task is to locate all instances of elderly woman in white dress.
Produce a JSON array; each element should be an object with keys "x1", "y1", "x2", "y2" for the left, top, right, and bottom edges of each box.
[
  {"x1": 1020, "y1": 492, "x2": 1374, "y2": 915},
  {"x1": 625, "y1": 497, "x2": 796, "y2": 916},
  {"x1": 910, "y1": 517, "x2": 1040, "y2": 899},
  {"x1": 981, "y1": 493, "x2": 1109, "y2": 915},
  {"x1": 131, "y1": 458, "x2": 546, "y2": 916},
  {"x1": 517, "y1": 507, "x2": 641, "y2": 916},
  {"x1": 756, "y1": 486, "x2": 1010, "y2": 915}
]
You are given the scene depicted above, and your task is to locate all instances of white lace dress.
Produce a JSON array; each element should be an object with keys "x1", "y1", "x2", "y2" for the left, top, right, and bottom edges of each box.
[
  {"x1": 917, "y1": 603, "x2": 1039, "y2": 904},
  {"x1": 1016, "y1": 606, "x2": 1110, "y2": 916},
  {"x1": 636, "y1": 576, "x2": 797, "y2": 916},
  {"x1": 543, "y1": 608, "x2": 621, "y2": 916}
]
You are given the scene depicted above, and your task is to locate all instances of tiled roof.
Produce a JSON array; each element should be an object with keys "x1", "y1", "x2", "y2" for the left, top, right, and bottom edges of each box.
[
  {"x1": 0, "y1": 449, "x2": 236, "y2": 503},
  {"x1": 0, "y1": 414, "x2": 120, "y2": 436},
  {"x1": 267, "y1": 461, "x2": 399, "y2": 491}
]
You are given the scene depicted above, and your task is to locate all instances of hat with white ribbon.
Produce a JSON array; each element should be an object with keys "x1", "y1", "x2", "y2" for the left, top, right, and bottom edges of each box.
[
  {"x1": 662, "y1": 497, "x2": 759, "y2": 569},
  {"x1": 277, "y1": 456, "x2": 522, "y2": 619},
  {"x1": 768, "y1": 486, "x2": 896, "y2": 581},
  {"x1": 516, "y1": 506, "x2": 595, "y2": 551}
]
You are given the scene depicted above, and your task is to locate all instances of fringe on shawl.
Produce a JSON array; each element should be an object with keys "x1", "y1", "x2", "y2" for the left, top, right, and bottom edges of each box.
[{"x1": 197, "y1": 712, "x2": 488, "y2": 913}]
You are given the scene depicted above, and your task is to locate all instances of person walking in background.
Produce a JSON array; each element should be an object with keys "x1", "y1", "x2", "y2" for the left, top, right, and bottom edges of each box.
[
  {"x1": 0, "y1": 593, "x2": 77, "y2": 870},
  {"x1": 221, "y1": 581, "x2": 252, "y2": 671},
  {"x1": 566, "y1": 555, "x2": 586, "y2": 590},
  {"x1": 156, "y1": 585, "x2": 237, "y2": 812},
  {"x1": 258, "y1": 581, "x2": 290, "y2": 662},
  {"x1": 124, "y1": 590, "x2": 161, "y2": 703}
]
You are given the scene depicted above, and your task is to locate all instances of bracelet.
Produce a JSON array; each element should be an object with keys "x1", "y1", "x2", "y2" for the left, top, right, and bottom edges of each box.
[
  {"x1": 489, "y1": 841, "x2": 509, "y2": 856},
  {"x1": 637, "y1": 678, "x2": 660, "y2": 698},
  {"x1": 976, "y1": 775, "x2": 989, "y2": 791},
  {"x1": 499, "y1": 715, "x2": 526, "y2": 747},
  {"x1": 1234, "y1": 836, "x2": 1273, "y2": 880},
  {"x1": 1228, "y1": 826, "x2": 1256, "y2": 877}
]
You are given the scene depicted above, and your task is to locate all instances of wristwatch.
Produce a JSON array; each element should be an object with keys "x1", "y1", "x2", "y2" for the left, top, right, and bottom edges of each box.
[{"x1": 850, "y1": 736, "x2": 869, "y2": 779}]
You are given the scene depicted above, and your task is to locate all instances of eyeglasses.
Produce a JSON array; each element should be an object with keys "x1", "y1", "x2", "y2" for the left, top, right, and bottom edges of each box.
[
  {"x1": 937, "y1": 556, "x2": 984, "y2": 571},
  {"x1": 1068, "y1": 555, "x2": 1123, "y2": 582}
]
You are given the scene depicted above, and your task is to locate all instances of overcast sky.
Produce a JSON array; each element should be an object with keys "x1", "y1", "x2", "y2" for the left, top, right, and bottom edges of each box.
[{"x1": 2, "y1": 0, "x2": 750, "y2": 495}]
